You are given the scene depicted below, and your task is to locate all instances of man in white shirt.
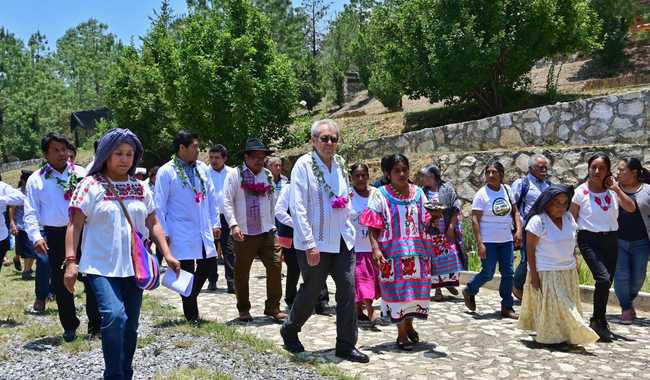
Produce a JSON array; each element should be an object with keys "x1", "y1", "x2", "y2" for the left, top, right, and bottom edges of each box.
[
  {"x1": 223, "y1": 138, "x2": 285, "y2": 322},
  {"x1": 206, "y1": 144, "x2": 235, "y2": 293},
  {"x1": 281, "y1": 119, "x2": 369, "y2": 364},
  {"x1": 265, "y1": 156, "x2": 289, "y2": 193},
  {"x1": 24, "y1": 133, "x2": 100, "y2": 342},
  {"x1": 155, "y1": 131, "x2": 221, "y2": 324}
]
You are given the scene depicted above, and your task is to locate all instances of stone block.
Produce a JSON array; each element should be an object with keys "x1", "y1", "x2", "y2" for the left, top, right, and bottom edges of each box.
[
  {"x1": 515, "y1": 154, "x2": 530, "y2": 172},
  {"x1": 434, "y1": 128, "x2": 445, "y2": 145},
  {"x1": 612, "y1": 117, "x2": 633, "y2": 132},
  {"x1": 498, "y1": 114, "x2": 512, "y2": 127},
  {"x1": 552, "y1": 158, "x2": 571, "y2": 176},
  {"x1": 585, "y1": 123, "x2": 609, "y2": 137},
  {"x1": 499, "y1": 128, "x2": 524, "y2": 147},
  {"x1": 589, "y1": 103, "x2": 614, "y2": 121},
  {"x1": 619, "y1": 101, "x2": 644, "y2": 117},
  {"x1": 460, "y1": 156, "x2": 477, "y2": 167},
  {"x1": 571, "y1": 118, "x2": 588, "y2": 132},
  {"x1": 539, "y1": 107, "x2": 552, "y2": 124},
  {"x1": 558, "y1": 125, "x2": 571, "y2": 141},
  {"x1": 524, "y1": 121, "x2": 543, "y2": 137},
  {"x1": 575, "y1": 163, "x2": 588, "y2": 178}
]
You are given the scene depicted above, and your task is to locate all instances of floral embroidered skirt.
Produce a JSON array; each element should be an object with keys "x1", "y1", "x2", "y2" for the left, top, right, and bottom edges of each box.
[
  {"x1": 518, "y1": 269, "x2": 599, "y2": 346},
  {"x1": 430, "y1": 234, "x2": 463, "y2": 289},
  {"x1": 378, "y1": 253, "x2": 431, "y2": 323}
]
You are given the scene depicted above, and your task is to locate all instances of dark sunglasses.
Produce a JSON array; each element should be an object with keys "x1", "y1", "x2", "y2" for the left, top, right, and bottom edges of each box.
[{"x1": 319, "y1": 135, "x2": 339, "y2": 143}]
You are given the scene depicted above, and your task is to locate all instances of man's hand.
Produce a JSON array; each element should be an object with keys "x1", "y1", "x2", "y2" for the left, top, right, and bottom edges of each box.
[
  {"x1": 306, "y1": 247, "x2": 320, "y2": 267},
  {"x1": 34, "y1": 239, "x2": 49, "y2": 255},
  {"x1": 213, "y1": 228, "x2": 222, "y2": 240},
  {"x1": 9, "y1": 223, "x2": 17, "y2": 237},
  {"x1": 231, "y1": 225, "x2": 244, "y2": 242}
]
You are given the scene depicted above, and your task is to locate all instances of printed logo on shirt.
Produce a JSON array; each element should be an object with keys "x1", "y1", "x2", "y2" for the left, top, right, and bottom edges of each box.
[{"x1": 492, "y1": 197, "x2": 511, "y2": 216}]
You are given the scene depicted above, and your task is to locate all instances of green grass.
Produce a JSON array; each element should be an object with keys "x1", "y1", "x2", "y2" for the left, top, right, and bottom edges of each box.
[
  {"x1": 154, "y1": 367, "x2": 233, "y2": 380},
  {"x1": 0, "y1": 251, "x2": 99, "y2": 354}
]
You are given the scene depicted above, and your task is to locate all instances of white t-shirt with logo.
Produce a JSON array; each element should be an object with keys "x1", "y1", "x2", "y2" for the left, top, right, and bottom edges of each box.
[
  {"x1": 472, "y1": 184, "x2": 515, "y2": 243},
  {"x1": 571, "y1": 183, "x2": 619, "y2": 232},
  {"x1": 526, "y1": 212, "x2": 577, "y2": 271}
]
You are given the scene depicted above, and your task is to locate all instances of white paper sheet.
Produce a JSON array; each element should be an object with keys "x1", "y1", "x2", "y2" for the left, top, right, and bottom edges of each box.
[{"x1": 161, "y1": 269, "x2": 194, "y2": 297}]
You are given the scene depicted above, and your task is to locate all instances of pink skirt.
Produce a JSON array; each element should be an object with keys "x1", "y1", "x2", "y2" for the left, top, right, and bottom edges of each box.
[{"x1": 355, "y1": 251, "x2": 381, "y2": 303}]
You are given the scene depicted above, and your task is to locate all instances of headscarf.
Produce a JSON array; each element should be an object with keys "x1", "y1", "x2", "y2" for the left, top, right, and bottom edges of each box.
[
  {"x1": 522, "y1": 184, "x2": 574, "y2": 248},
  {"x1": 524, "y1": 184, "x2": 574, "y2": 225},
  {"x1": 88, "y1": 128, "x2": 144, "y2": 177}
]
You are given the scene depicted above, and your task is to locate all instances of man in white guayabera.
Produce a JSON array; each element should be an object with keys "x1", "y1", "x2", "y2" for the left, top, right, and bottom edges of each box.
[{"x1": 280, "y1": 119, "x2": 369, "y2": 364}]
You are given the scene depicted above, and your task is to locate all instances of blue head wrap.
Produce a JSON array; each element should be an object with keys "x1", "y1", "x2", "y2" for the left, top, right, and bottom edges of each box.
[{"x1": 88, "y1": 128, "x2": 144, "y2": 177}]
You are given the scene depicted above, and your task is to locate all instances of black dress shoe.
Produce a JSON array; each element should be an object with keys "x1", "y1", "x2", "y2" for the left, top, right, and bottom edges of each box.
[
  {"x1": 63, "y1": 329, "x2": 77, "y2": 342},
  {"x1": 208, "y1": 280, "x2": 217, "y2": 291},
  {"x1": 335, "y1": 348, "x2": 369, "y2": 363},
  {"x1": 280, "y1": 326, "x2": 304, "y2": 353},
  {"x1": 406, "y1": 329, "x2": 419, "y2": 344},
  {"x1": 396, "y1": 338, "x2": 413, "y2": 351},
  {"x1": 227, "y1": 286, "x2": 236, "y2": 294}
]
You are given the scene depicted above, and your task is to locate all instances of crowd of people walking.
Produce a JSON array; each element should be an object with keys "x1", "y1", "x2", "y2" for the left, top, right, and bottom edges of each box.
[{"x1": 3, "y1": 119, "x2": 650, "y2": 378}]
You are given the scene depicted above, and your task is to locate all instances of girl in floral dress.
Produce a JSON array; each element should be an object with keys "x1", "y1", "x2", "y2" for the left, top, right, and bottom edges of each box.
[{"x1": 361, "y1": 154, "x2": 433, "y2": 350}]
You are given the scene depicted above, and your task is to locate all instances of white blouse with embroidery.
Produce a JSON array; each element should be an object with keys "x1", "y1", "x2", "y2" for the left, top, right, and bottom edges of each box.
[{"x1": 69, "y1": 175, "x2": 156, "y2": 277}]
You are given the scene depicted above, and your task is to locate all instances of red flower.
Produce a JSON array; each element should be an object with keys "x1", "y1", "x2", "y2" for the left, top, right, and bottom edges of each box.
[
  {"x1": 402, "y1": 257, "x2": 416, "y2": 276},
  {"x1": 422, "y1": 258, "x2": 431, "y2": 274}
]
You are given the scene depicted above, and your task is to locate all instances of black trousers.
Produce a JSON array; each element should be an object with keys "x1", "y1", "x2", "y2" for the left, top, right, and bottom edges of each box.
[
  {"x1": 283, "y1": 246, "x2": 329, "y2": 308},
  {"x1": 0, "y1": 237, "x2": 9, "y2": 271},
  {"x1": 44, "y1": 227, "x2": 100, "y2": 332},
  {"x1": 208, "y1": 215, "x2": 235, "y2": 290},
  {"x1": 179, "y1": 247, "x2": 218, "y2": 321},
  {"x1": 283, "y1": 239, "x2": 357, "y2": 352},
  {"x1": 577, "y1": 230, "x2": 618, "y2": 320}
]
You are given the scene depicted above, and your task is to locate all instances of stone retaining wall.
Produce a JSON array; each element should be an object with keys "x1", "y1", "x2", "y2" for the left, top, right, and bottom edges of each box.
[{"x1": 347, "y1": 90, "x2": 650, "y2": 162}]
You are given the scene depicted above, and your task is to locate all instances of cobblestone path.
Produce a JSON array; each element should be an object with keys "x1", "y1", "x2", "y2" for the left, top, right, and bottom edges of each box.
[{"x1": 153, "y1": 261, "x2": 650, "y2": 379}]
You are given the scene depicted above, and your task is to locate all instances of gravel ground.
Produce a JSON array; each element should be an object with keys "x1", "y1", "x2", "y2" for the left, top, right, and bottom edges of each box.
[{"x1": 0, "y1": 307, "x2": 323, "y2": 380}]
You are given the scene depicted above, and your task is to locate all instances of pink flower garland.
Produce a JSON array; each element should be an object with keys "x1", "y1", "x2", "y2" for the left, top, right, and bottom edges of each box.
[
  {"x1": 242, "y1": 182, "x2": 273, "y2": 195},
  {"x1": 331, "y1": 195, "x2": 349, "y2": 209}
]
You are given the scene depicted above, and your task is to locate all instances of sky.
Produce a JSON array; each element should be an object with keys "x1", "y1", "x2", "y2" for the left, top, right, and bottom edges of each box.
[{"x1": 0, "y1": 0, "x2": 347, "y2": 49}]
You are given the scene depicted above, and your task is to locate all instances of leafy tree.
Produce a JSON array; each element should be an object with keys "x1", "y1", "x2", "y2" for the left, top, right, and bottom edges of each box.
[
  {"x1": 592, "y1": 0, "x2": 636, "y2": 72},
  {"x1": 367, "y1": 0, "x2": 601, "y2": 114},
  {"x1": 108, "y1": 0, "x2": 298, "y2": 164},
  {"x1": 56, "y1": 19, "x2": 122, "y2": 109},
  {"x1": 320, "y1": 0, "x2": 377, "y2": 105}
]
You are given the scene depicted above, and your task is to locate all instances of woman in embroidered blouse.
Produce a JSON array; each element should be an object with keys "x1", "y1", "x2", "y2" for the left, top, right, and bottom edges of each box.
[
  {"x1": 64, "y1": 129, "x2": 180, "y2": 380},
  {"x1": 361, "y1": 154, "x2": 433, "y2": 351},
  {"x1": 420, "y1": 164, "x2": 464, "y2": 302},
  {"x1": 350, "y1": 163, "x2": 380, "y2": 324},
  {"x1": 570, "y1": 153, "x2": 635, "y2": 342}
]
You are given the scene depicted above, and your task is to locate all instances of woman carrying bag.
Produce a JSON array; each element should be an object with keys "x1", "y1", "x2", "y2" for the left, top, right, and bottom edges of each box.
[{"x1": 64, "y1": 129, "x2": 180, "y2": 380}]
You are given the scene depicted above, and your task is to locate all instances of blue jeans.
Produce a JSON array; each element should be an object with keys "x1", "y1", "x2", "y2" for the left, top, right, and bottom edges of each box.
[
  {"x1": 88, "y1": 275, "x2": 143, "y2": 380},
  {"x1": 614, "y1": 239, "x2": 650, "y2": 310},
  {"x1": 466, "y1": 241, "x2": 514, "y2": 309}
]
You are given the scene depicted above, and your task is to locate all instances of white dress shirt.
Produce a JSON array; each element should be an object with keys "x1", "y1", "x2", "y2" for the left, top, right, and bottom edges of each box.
[
  {"x1": 289, "y1": 152, "x2": 355, "y2": 253},
  {"x1": 207, "y1": 164, "x2": 233, "y2": 218},
  {"x1": 0, "y1": 182, "x2": 25, "y2": 241},
  {"x1": 24, "y1": 164, "x2": 87, "y2": 243},
  {"x1": 223, "y1": 165, "x2": 276, "y2": 235},
  {"x1": 154, "y1": 159, "x2": 219, "y2": 260},
  {"x1": 274, "y1": 185, "x2": 293, "y2": 228}
]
